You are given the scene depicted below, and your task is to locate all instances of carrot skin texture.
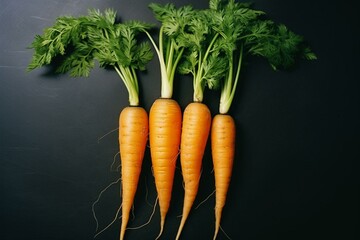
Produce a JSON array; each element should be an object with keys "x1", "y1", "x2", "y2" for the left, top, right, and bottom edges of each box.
[
  {"x1": 175, "y1": 102, "x2": 211, "y2": 240},
  {"x1": 119, "y1": 106, "x2": 149, "y2": 240},
  {"x1": 211, "y1": 114, "x2": 235, "y2": 240},
  {"x1": 149, "y1": 98, "x2": 182, "y2": 236}
]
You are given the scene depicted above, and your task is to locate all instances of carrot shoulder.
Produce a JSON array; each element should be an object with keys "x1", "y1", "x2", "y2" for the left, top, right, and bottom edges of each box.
[
  {"x1": 149, "y1": 98, "x2": 182, "y2": 236},
  {"x1": 211, "y1": 114, "x2": 235, "y2": 240}
]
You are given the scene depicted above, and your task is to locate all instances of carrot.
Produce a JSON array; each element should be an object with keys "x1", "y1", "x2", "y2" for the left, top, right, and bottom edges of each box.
[
  {"x1": 175, "y1": 102, "x2": 211, "y2": 240},
  {"x1": 174, "y1": 6, "x2": 225, "y2": 238},
  {"x1": 145, "y1": 3, "x2": 194, "y2": 237},
  {"x1": 119, "y1": 106, "x2": 148, "y2": 240},
  {"x1": 27, "y1": 10, "x2": 154, "y2": 240},
  {"x1": 149, "y1": 98, "x2": 182, "y2": 236},
  {"x1": 200, "y1": 1, "x2": 316, "y2": 238},
  {"x1": 211, "y1": 114, "x2": 235, "y2": 240}
]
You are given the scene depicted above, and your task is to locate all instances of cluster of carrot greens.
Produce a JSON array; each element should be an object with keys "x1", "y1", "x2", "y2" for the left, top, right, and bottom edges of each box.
[{"x1": 28, "y1": 1, "x2": 316, "y2": 239}]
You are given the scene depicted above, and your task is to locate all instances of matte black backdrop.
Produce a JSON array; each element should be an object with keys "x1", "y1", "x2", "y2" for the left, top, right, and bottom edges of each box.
[{"x1": 0, "y1": 0, "x2": 359, "y2": 240}]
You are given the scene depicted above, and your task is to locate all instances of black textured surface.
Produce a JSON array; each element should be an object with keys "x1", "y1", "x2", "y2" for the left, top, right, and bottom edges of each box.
[{"x1": 0, "y1": 0, "x2": 359, "y2": 239}]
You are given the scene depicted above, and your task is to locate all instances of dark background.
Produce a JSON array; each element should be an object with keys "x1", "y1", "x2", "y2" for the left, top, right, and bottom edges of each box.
[{"x1": 0, "y1": 0, "x2": 359, "y2": 239}]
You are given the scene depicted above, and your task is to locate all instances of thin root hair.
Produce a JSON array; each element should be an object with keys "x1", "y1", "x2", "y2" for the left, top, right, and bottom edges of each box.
[
  {"x1": 220, "y1": 224, "x2": 232, "y2": 240},
  {"x1": 126, "y1": 196, "x2": 158, "y2": 230},
  {"x1": 97, "y1": 127, "x2": 119, "y2": 143},
  {"x1": 94, "y1": 204, "x2": 122, "y2": 238},
  {"x1": 131, "y1": 204, "x2": 135, "y2": 221},
  {"x1": 92, "y1": 178, "x2": 121, "y2": 232},
  {"x1": 171, "y1": 150, "x2": 180, "y2": 165},
  {"x1": 144, "y1": 176, "x2": 154, "y2": 207},
  {"x1": 195, "y1": 189, "x2": 215, "y2": 210},
  {"x1": 110, "y1": 152, "x2": 120, "y2": 172}
]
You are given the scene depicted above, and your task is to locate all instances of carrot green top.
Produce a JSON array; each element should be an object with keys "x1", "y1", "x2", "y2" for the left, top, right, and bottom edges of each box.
[
  {"x1": 176, "y1": 0, "x2": 316, "y2": 112},
  {"x1": 28, "y1": 2, "x2": 317, "y2": 109},
  {"x1": 27, "y1": 9, "x2": 153, "y2": 106},
  {"x1": 210, "y1": 0, "x2": 316, "y2": 114},
  {"x1": 145, "y1": 3, "x2": 194, "y2": 99}
]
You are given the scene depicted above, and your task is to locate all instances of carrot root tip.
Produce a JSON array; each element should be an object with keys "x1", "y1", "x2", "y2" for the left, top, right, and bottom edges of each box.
[{"x1": 155, "y1": 223, "x2": 164, "y2": 240}]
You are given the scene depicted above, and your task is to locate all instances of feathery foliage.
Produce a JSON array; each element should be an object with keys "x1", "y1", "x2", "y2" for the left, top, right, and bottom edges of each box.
[{"x1": 28, "y1": 9, "x2": 153, "y2": 106}]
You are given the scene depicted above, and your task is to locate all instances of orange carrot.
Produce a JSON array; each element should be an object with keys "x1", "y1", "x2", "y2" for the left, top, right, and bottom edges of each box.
[
  {"x1": 27, "y1": 11, "x2": 155, "y2": 240},
  {"x1": 211, "y1": 114, "x2": 235, "y2": 240},
  {"x1": 149, "y1": 98, "x2": 182, "y2": 237},
  {"x1": 175, "y1": 102, "x2": 211, "y2": 240},
  {"x1": 145, "y1": 3, "x2": 195, "y2": 237},
  {"x1": 205, "y1": 2, "x2": 315, "y2": 236},
  {"x1": 119, "y1": 106, "x2": 149, "y2": 240}
]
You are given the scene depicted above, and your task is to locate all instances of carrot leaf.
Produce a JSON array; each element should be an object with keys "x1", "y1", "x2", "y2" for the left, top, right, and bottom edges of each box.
[
  {"x1": 146, "y1": 3, "x2": 194, "y2": 98},
  {"x1": 28, "y1": 9, "x2": 153, "y2": 106},
  {"x1": 205, "y1": 0, "x2": 317, "y2": 114}
]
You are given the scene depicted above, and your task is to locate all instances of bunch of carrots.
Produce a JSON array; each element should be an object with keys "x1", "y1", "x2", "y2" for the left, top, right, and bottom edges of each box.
[{"x1": 28, "y1": 0, "x2": 316, "y2": 239}]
